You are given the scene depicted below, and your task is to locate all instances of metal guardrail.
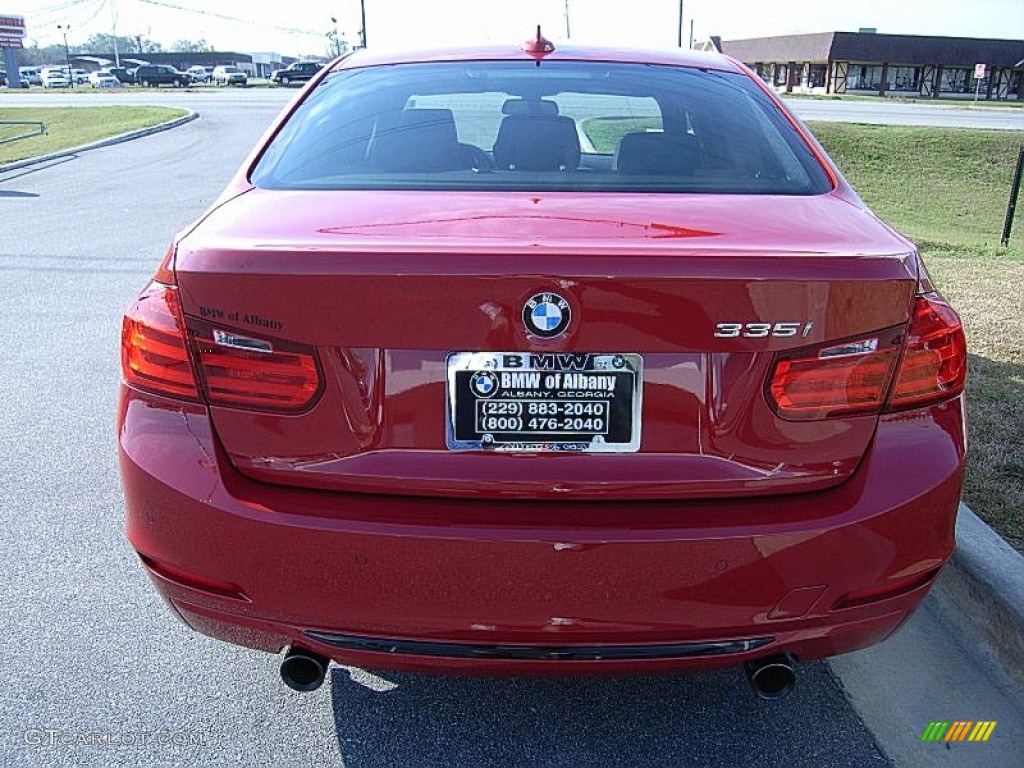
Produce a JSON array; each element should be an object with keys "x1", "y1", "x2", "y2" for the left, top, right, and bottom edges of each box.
[{"x1": 0, "y1": 120, "x2": 46, "y2": 146}]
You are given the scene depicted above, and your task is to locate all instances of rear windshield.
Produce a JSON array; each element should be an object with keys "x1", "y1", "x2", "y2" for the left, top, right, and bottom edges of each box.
[{"x1": 251, "y1": 60, "x2": 832, "y2": 195}]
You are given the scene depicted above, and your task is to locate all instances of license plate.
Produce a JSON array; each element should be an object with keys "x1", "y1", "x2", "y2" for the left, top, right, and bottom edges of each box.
[{"x1": 446, "y1": 352, "x2": 642, "y2": 452}]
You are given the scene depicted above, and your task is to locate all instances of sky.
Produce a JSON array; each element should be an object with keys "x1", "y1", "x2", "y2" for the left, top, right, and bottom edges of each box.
[{"x1": 10, "y1": 0, "x2": 1024, "y2": 58}]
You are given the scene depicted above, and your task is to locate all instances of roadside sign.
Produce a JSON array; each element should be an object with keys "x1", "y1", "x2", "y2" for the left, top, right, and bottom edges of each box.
[
  {"x1": 0, "y1": 14, "x2": 25, "y2": 36},
  {"x1": 974, "y1": 63, "x2": 986, "y2": 79},
  {"x1": 0, "y1": 14, "x2": 25, "y2": 49}
]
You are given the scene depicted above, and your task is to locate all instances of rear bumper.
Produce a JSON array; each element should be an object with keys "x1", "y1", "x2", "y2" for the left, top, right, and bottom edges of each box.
[{"x1": 119, "y1": 386, "x2": 965, "y2": 675}]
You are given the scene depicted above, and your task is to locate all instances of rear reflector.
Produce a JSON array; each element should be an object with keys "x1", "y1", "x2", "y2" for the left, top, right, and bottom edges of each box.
[
  {"x1": 887, "y1": 293, "x2": 966, "y2": 410},
  {"x1": 833, "y1": 566, "x2": 941, "y2": 609},
  {"x1": 188, "y1": 319, "x2": 322, "y2": 412},
  {"x1": 121, "y1": 283, "x2": 200, "y2": 401},
  {"x1": 138, "y1": 553, "x2": 248, "y2": 601},
  {"x1": 768, "y1": 292, "x2": 966, "y2": 421}
]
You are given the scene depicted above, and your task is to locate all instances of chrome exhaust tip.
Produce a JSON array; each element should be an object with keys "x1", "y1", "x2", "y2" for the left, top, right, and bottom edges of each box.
[{"x1": 744, "y1": 654, "x2": 796, "y2": 700}]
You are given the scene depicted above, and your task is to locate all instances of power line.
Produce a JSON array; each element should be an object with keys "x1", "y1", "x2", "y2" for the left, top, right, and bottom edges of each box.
[
  {"x1": 24, "y1": 0, "x2": 90, "y2": 19},
  {"x1": 24, "y1": 0, "x2": 108, "y2": 40},
  {"x1": 76, "y1": 0, "x2": 111, "y2": 30},
  {"x1": 133, "y1": 0, "x2": 321, "y2": 37}
]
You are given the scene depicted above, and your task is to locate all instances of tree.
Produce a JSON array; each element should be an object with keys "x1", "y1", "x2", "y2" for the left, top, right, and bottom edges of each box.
[
  {"x1": 132, "y1": 35, "x2": 163, "y2": 54},
  {"x1": 15, "y1": 43, "x2": 68, "y2": 66},
  {"x1": 171, "y1": 38, "x2": 211, "y2": 53},
  {"x1": 80, "y1": 33, "x2": 138, "y2": 53}
]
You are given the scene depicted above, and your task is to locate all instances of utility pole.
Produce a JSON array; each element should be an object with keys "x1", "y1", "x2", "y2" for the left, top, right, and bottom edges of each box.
[
  {"x1": 677, "y1": 1, "x2": 683, "y2": 48},
  {"x1": 564, "y1": 0, "x2": 571, "y2": 40},
  {"x1": 110, "y1": 0, "x2": 120, "y2": 67},
  {"x1": 57, "y1": 23, "x2": 73, "y2": 88},
  {"x1": 359, "y1": 0, "x2": 367, "y2": 48}
]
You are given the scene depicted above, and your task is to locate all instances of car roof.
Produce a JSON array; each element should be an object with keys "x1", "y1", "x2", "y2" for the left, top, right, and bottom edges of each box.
[{"x1": 332, "y1": 44, "x2": 743, "y2": 74}]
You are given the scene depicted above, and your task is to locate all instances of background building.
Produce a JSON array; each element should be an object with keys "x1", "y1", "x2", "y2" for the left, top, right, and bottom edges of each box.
[{"x1": 719, "y1": 31, "x2": 1024, "y2": 100}]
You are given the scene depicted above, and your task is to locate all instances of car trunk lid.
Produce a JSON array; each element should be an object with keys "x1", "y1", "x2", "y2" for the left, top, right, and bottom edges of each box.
[{"x1": 174, "y1": 189, "x2": 917, "y2": 500}]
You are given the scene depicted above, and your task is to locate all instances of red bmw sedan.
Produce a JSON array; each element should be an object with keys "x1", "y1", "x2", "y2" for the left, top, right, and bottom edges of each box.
[{"x1": 118, "y1": 36, "x2": 966, "y2": 697}]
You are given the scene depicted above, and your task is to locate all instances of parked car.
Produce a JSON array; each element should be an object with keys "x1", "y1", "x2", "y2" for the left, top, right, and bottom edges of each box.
[
  {"x1": 117, "y1": 67, "x2": 138, "y2": 84},
  {"x1": 270, "y1": 60, "x2": 321, "y2": 86},
  {"x1": 186, "y1": 65, "x2": 213, "y2": 83},
  {"x1": 40, "y1": 69, "x2": 70, "y2": 88},
  {"x1": 211, "y1": 65, "x2": 247, "y2": 86},
  {"x1": 89, "y1": 70, "x2": 122, "y2": 88},
  {"x1": 1, "y1": 70, "x2": 30, "y2": 88},
  {"x1": 0, "y1": 68, "x2": 30, "y2": 88},
  {"x1": 134, "y1": 64, "x2": 191, "y2": 87},
  {"x1": 70, "y1": 68, "x2": 89, "y2": 85},
  {"x1": 119, "y1": 40, "x2": 967, "y2": 697},
  {"x1": 18, "y1": 66, "x2": 42, "y2": 86}
]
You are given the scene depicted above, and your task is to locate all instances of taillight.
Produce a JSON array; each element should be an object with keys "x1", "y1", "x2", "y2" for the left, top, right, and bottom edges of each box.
[
  {"x1": 188, "y1": 319, "x2": 322, "y2": 412},
  {"x1": 887, "y1": 293, "x2": 966, "y2": 410},
  {"x1": 768, "y1": 292, "x2": 966, "y2": 420},
  {"x1": 768, "y1": 329, "x2": 903, "y2": 420},
  {"x1": 122, "y1": 284, "x2": 322, "y2": 412},
  {"x1": 121, "y1": 283, "x2": 200, "y2": 400}
]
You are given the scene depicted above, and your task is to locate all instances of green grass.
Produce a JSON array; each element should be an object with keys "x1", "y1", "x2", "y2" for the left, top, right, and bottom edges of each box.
[
  {"x1": 924, "y1": 256, "x2": 1024, "y2": 551},
  {"x1": 810, "y1": 123, "x2": 1024, "y2": 256},
  {"x1": 0, "y1": 106, "x2": 187, "y2": 164},
  {"x1": 810, "y1": 122, "x2": 1024, "y2": 551},
  {"x1": 582, "y1": 116, "x2": 661, "y2": 153}
]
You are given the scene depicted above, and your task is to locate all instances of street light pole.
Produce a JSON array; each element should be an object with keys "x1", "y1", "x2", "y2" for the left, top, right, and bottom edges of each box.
[
  {"x1": 57, "y1": 24, "x2": 73, "y2": 88},
  {"x1": 359, "y1": 0, "x2": 367, "y2": 48},
  {"x1": 329, "y1": 16, "x2": 340, "y2": 57}
]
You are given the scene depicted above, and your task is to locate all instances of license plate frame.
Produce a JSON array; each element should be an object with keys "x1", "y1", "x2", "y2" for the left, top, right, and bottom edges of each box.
[{"x1": 446, "y1": 352, "x2": 643, "y2": 452}]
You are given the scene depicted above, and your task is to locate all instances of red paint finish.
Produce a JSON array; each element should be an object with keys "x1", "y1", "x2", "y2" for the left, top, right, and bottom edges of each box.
[
  {"x1": 119, "y1": 386, "x2": 963, "y2": 672},
  {"x1": 118, "y1": 44, "x2": 967, "y2": 677}
]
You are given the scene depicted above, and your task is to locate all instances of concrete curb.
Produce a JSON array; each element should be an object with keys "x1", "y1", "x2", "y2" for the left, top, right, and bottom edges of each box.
[
  {"x1": 0, "y1": 109, "x2": 198, "y2": 173},
  {"x1": 940, "y1": 502, "x2": 1024, "y2": 685}
]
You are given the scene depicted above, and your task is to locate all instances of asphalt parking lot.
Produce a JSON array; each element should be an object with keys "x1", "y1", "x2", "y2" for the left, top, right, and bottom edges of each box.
[{"x1": 1, "y1": 89, "x2": 1021, "y2": 767}]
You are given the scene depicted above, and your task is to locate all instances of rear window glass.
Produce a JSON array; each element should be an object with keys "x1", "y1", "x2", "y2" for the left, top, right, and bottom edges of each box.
[{"x1": 251, "y1": 61, "x2": 831, "y2": 195}]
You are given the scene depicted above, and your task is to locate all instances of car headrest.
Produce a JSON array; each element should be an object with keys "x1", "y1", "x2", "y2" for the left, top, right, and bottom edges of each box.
[
  {"x1": 369, "y1": 109, "x2": 461, "y2": 172},
  {"x1": 615, "y1": 131, "x2": 699, "y2": 176},
  {"x1": 501, "y1": 99, "x2": 559, "y2": 117}
]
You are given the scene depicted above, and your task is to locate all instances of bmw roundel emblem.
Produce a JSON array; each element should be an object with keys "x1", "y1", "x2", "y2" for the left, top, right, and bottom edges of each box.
[
  {"x1": 523, "y1": 292, "x2": 572, "y2": 338},
  {"x1": 470, "y1": 370, "x2": 499, "y2": 398}
]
